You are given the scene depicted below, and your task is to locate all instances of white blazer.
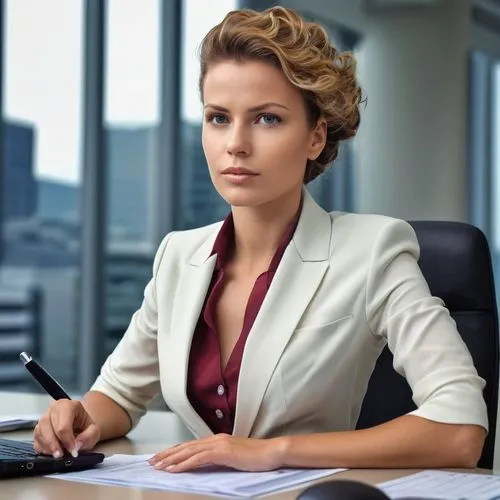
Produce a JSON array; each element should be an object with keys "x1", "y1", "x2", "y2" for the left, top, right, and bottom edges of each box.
[{"x1": 92, "y1": 189, "x2": 488, "y2": 439}]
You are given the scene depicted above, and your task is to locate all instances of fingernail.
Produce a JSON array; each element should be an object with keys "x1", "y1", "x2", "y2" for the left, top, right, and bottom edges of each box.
[
  {"x1": 71, "y1": 441, "x2": 82, "y2": 458},
  {"x1": 53, "y1": 450, "x2": 62, "y2": 459},
  {"x1": 154, "y1": 460, "x2": 164, "y2": 469}
]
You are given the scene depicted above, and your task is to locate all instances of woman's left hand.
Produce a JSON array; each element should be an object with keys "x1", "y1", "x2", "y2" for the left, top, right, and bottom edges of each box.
[{"x1": 148, "y1": 433, "x2": 286, "y2": 472}]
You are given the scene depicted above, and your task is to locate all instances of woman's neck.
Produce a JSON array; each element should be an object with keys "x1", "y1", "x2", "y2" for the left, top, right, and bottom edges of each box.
[{"x1": 229, "y1": 189, "x2": 302, "y2": 274}]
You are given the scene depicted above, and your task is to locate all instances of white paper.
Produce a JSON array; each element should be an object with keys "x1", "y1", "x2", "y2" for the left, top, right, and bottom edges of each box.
[
  {"x1": 0, "y1": 414, "x2": 39, "y2": 432},
  {"x1": 379, "y1": 470, "x2": 500, "y2": 499},
  {"x1": 51, "y1": 453, "x2": 345, "y2": 497}
]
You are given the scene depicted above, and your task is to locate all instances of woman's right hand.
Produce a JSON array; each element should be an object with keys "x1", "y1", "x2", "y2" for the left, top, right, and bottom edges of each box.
[{"x1": 33, "y1": 399, "x2": 101, "y2": 458}]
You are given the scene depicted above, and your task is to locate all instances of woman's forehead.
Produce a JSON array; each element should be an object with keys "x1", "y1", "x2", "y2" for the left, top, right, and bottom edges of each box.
[{"x1": 203, "y1": 60, "x2": 302, "y2": 106}]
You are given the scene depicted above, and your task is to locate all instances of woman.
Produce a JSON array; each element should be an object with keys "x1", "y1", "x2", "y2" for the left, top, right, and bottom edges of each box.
[{"x1": 34, "y1": 6, "x2": 487, "y2": 472}]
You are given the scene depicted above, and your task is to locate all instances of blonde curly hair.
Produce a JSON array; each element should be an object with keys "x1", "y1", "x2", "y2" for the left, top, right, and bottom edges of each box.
[{"x1": 198, "y1": 6, "x2": 362, "y2": 183}]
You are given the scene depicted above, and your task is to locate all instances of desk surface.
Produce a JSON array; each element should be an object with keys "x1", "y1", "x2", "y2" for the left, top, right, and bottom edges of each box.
[{"x1": 0, "y1": 391, "x2": 488, "y2": 499}]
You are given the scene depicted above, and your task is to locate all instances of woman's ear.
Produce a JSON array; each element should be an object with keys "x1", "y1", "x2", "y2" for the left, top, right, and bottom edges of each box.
[{"x1": 308, "y1": 118, "x2": 327, "y2": 161}]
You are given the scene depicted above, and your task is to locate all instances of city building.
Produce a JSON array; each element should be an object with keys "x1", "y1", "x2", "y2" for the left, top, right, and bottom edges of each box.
[
  {"x1": 4, "y1": 120, "x2": 36, "y2": 220},
  {"x1": 180, "y1": 120, "x2": 228, "y2": 229},
  {"x1": 107, "y1": 126, "x2": 158, "y2": 245}
]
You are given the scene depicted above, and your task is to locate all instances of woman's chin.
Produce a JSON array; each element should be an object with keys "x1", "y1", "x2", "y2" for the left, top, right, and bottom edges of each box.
[
  {"x1": 222, "y1": 195, "x2": 259, "y2": 208},
  {"x1": 215, "y1": 186, "x2": 264, "y2": 208}
]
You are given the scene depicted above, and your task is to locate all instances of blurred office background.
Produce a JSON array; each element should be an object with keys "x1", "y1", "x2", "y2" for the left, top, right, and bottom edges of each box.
[{"x1": 0, "y1": 0, "x2": 498, "y2": 397}]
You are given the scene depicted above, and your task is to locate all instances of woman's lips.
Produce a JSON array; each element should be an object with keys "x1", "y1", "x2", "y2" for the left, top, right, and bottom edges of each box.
[
  {"x1": 221, "y1": 166, "x2": 258, "y2": 175},
  {"x1": 221, "y1": 167, "x2": 259, "y2": 185}
]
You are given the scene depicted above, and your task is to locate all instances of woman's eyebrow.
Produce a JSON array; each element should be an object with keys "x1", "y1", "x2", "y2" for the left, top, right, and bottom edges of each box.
[{"x1": 203, "y1": 102, "x2": 290, "y2": 112}]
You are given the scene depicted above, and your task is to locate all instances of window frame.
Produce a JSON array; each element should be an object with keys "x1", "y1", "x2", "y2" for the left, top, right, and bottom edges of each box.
[
  {"x1": 77, "y1": 0, "x2": 183, "y2": 390},
  {"x1": 0, "y1": 0, "x2": 5, "y2": 265}
]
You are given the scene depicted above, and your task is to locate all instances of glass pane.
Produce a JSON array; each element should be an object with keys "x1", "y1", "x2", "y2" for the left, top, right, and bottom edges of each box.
[
  {"x1": 492, "y1": 61, "x2": 500, "y2": 290},
  {"x1": 104, "y1": 0, "x2": 161, "y2": 355},
  {"x1": 468, "y1": 50, "x2": 491, "y2": 235},
  {"x1": 302, "y1": 18, "x2": 358, "y2": 213},
  {"x1": 178, "y1": 0, "x2": 237, "y2": 230},
  {"x1": 1, "y1": 0, "x2": 84, "y2": 392}
]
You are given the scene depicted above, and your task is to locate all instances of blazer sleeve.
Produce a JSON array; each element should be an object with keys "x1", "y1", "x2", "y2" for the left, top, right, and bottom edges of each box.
[
  {"x1": 89, "y1": 232, "x2": 173, "y2": 428},
  {"x1": 365, "y1": 219, "x2": 489, "y2": 431}
]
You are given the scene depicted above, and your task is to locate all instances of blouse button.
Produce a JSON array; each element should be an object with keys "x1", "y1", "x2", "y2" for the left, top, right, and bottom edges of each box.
[
  {"x1": 215, "y1": 409, "x2": 224, "y2": 419},
  {"x1": 217, "y1": 384, "x2": 225, "y2": 396}
]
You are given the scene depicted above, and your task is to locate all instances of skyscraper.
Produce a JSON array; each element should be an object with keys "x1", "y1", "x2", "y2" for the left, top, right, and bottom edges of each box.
[
  {"x1": 4, "y1": 120, "x2": 36, "y2": 220},
  {"x1": 106, "y1": 122, "x2": 229, "y2": 243},
  {"x1": 180, "y1": 121, "x2": 228, "y2": 229},
  {"x1": 107, "y1": 125, "x2": 157, "y2": 244}
]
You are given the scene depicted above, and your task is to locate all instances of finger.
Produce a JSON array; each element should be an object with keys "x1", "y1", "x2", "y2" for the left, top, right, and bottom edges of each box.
[
  {"x1": 150, "y1": 443, "x2": 196, "y2": 464},
  {"x1": 149, "y1": 435, "x2": 232, "y2": 464},
  {"x1": 32, "y1": 424, "x2": 45, "y2": 455},
  {"x1": 149, "y1": 440, "x2": 200, "y2": 464},
  {"x1": 75, "y1": 423, "x2": 100, "y2": 451},
  {"x1": 72, "y1": 403, "x2": 93, "y2": 432},
  {"x1": 34, "y1": 420, "x2": 64, "y2": 458},
  {"x1": 32, "y1": 438, "x2": 42, "y2": 455},
  {"x1": 49, "y1": 402, "x2": 79, "y2": 453},
  {"x1": 153, "y1": 444, "x2": 207, "y2": 469},
  {"x1": 157, "y1": 451, "x2": 214, "y2": 473}
]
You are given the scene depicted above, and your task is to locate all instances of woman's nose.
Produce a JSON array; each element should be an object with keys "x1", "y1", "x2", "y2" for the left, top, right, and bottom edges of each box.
[{"x1": 226, "y1": 125, "x2": 251, "y2": 157}]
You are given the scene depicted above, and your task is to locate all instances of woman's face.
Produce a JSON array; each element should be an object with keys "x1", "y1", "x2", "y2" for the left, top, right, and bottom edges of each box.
[{"x1": 201, "y1": 59, "x2": 326, "y2": 209}]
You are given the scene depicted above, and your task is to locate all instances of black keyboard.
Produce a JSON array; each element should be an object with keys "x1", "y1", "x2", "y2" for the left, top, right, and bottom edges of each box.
[{"x1": 0, "y1": 439, "x2": 38, "y2": 458}]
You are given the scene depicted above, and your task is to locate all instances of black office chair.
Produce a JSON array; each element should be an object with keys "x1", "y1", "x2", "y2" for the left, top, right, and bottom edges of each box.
[{"x1": 356, "y1": 221, "x2": 499, "y2": 469}]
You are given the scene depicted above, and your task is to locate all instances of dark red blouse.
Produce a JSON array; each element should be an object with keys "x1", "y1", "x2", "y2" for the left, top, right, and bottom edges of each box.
[{"x1": 186, "y1": 211, "x2": 300, "y2": 434}]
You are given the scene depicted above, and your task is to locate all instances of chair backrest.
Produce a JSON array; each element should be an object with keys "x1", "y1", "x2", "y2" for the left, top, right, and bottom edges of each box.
[{"x1": 356, "y1": 221, "x2": 499, "y2": 469}]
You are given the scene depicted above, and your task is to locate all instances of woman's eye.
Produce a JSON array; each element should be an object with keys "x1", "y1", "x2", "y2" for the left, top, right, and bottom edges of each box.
[
  {"x1": 208, "y1": 114, "x2": 228, "y2": 125},
  {"x1": 257, "y1": 114, "x2": 281, "y2": 126}
]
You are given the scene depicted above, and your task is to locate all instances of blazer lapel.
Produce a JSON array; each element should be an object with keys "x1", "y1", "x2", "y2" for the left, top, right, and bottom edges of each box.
[
  {"x1": 167, "y1": 226, "x2": 221, "y2": 438},
  {"x1": 232, "y1": 190, "x2": 332, "y2": 437}
]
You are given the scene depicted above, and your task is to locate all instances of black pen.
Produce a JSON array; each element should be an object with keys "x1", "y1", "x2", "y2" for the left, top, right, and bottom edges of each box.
[{"x1": 19, "y1": 352, "x2": 72, "y2": 400}]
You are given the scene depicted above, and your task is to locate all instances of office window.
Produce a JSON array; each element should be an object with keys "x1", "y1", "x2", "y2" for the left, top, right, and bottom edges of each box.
[
  {"x1": 301, "y1": 15, "x2": 359, "y2": 213},
  {"x1": 0, "y1": 0, "x2": 84, "y2": 391},
  {"x1": 178, "y1": 0, "x2": 237, "y2": 230},
  {"x1": 469, "y1": 50, "x2": 500, "y2": 305},
  {"x1": 469, "y1": 50, "x2": 493, "y2": 237},
  {"x1": 103, "y1": 0, "x2": 162, "y2": 355},
  {"x1": 495, "y1": 61, "x2": 500, "y2": 215},
  {"x1": 492, "y1": 61, "x2": 500, "y2": 287}
]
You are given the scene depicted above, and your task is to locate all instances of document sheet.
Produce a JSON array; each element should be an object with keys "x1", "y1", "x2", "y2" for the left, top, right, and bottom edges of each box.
[
  {"x1": 50, "y1": 453, "x2": 345, "y2": 497},
  {"x1": 0, "y1": 414, "x2": 39, "y2": 432},
  {"x1": 378, "y1": 470, "x2": 500, "y2": 499}
]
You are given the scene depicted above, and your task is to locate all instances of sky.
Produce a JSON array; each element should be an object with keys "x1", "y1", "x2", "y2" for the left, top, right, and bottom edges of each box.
[{"x1": 4, "y1": 0, "x2": 236, "y2": 185}]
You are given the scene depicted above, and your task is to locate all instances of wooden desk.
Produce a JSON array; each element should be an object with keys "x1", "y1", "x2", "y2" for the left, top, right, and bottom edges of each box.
[{"x1": 0, "y1": 391, "x2": 487, "y2": 499}]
